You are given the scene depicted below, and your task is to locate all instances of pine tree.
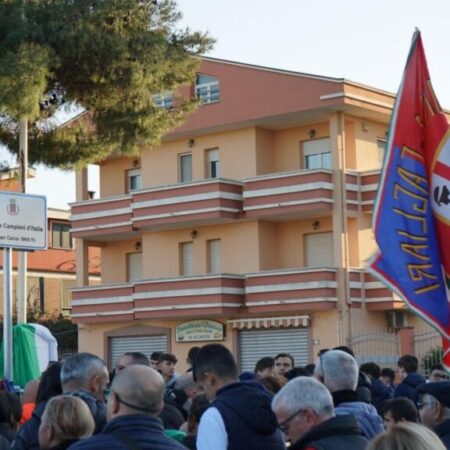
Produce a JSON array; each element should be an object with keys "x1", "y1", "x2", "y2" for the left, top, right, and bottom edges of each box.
[{"x1": 0, "y1": 0, "x2": 214, "y2": 168}]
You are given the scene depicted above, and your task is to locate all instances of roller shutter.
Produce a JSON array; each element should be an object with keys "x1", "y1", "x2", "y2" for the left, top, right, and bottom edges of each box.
[
  {"x1": 109, "y1": 335, "x2": 168, "y2": 369},
  {"x1": 239, "y1": 328, "x2": 309, "y2": 371}
]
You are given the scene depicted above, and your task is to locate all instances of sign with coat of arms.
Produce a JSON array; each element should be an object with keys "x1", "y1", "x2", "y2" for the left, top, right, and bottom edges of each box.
[{"x1": 0, "y1": 192, "x2": 47, "y2": 250}]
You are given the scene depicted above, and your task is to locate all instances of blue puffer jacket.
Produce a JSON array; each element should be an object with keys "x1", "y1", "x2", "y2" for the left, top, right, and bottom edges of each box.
[
  {"x1": 335, "y1": 401, "x2": 383, "y2": 439},
  {"x1": 68, "y1": 414, "x2": 187, "y2": 450},
  {"x1": 213, "y1": 382, "x2": 285, "y2": 450},
  {"x1": 394, "y1": 373, "x2": 426, "y2": 403}
]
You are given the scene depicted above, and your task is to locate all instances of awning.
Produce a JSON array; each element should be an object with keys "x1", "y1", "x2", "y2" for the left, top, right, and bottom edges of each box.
[{"x1": 227, "y1": 315, "x2": 310, "y2": 330}]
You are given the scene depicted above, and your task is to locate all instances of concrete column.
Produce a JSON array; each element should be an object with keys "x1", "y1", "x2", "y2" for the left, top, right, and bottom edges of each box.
[
  {"x1": 329, "y1": 112, "x2": 351, "y2": 345},
  {"x1": 75, "y1": 168, "x2": 89, "y2": 287}
]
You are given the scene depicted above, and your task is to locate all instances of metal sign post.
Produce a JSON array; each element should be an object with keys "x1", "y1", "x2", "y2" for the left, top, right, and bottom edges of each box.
[
  {"x1": 2, "y1": 248, "x2": 13, "y2": 381},
  {"x1": 0, "y1": 192, "x2": 47, "y2": 384}
]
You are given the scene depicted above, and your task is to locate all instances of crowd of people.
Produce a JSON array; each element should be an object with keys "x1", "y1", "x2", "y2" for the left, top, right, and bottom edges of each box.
[{"x1": 0, "y1": 345, "x2": 447, "y2": 449}]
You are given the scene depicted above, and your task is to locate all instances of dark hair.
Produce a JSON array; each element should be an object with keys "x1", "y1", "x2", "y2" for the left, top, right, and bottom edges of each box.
[
  {"x1": 429, "y1": 363, "x2": 445, "y2": 372},
  {"x1": 193, "y1": 344, "x2": 238, "y2": 381},
  {"x1": 360, "y1": 362, "x2": 381, "y2": 379},
  {"x1": 333, "y1": 346, "x2": 355, "y2": 357},
  {"x1": 123, "y1": 352, "x2": 149, "y2": 366},
  {"x1": 187, "y1": 347, "x2": 201, "y2": 366},
  {"x1": 254, "y1": 357, "x2": 274, "y2": 372},
  {"x1": 381, "y1": 367, "x2": 395, "y2": 384},
  {"x1": 382, "y1": 398, "x2": 418, "y2": 423},
  {"x1": 304, "y1": 364, "x2": 315, "y2": 375},
  {"x1": 150, "y1": 351, "x2": 164, "y2": 361},
  {"x1": 158, "y1": 353, "x2": 178, "y2": 364},
  {"x1": 258, "y1": 375, "x2": 285, "y2": 394},
  {"x1": 36, "y1": 361, "x2": 63, "y2": 404},
  {"x1": 274, "y1": 353, "x2": 295, "y2": 367},
  {"x1": 188, "y1": 394, "x2": 210, "y2": 423},
  {"x1": 397, "y1": 355, "x2": 418, "y2": 374},
  {"x1": 285, "y1": 367, "x2": 310, "y2": 380},
  {"x1": 0, "y1": 391, "x2": 22, "y2": 427}
]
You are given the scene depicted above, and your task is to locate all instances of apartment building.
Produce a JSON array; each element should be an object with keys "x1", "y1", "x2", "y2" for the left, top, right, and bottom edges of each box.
[
  {"x1": 0, "y1": 168, "x2": 100, "y2": 317},
  {"x1": 71, "y1": 58, "x2": 426, "y2": 370}
]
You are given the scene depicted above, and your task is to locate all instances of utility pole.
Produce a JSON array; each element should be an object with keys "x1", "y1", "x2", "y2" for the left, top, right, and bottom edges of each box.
[{"x1": 17, "y1": 118, "x2": 28, "y2": 324}]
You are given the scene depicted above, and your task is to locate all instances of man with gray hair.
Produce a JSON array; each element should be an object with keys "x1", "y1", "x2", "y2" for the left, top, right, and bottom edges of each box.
[
  {"x1": 272, "y1": 376, "x2": 368, "y2": 449},
  {"x1": 69, "y1": 365, "x2": 186, "y2": 450},
  {"x1": 314, "y1": 349, "x2": 383, "y2": 439},
  {"x1": 12, "y1": 353, "x2": 109, "y2": 450}
]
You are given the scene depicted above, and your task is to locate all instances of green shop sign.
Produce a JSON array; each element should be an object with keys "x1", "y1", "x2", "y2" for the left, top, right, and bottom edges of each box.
[{"x1": 176, "y1": 320, "x2": 225, "y2": 342}]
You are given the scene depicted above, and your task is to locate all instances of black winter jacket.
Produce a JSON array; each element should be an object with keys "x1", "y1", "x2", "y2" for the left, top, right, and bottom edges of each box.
[
  {"x1": 68, "y1": 414, "x2": 187, "y2": 450},
  {"x1": 290, "y1": 414, "x2": 368, "y2": 450},
  {"x1": 11, "y1": 391, "x2": 106, "y2": 450}
]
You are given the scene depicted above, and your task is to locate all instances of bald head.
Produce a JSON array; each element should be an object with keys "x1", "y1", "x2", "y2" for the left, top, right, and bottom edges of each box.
[{"x1": 109, "y1": 365, "x2": 164, "y2": 419}]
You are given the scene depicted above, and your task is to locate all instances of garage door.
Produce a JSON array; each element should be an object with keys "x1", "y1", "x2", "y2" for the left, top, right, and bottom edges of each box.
[
  {"x1": 239, "y1": 328, "x2": 309, "y2": 371},
  {"x1": 109, "y1": 335, "x2": 168, "y2": 369}
]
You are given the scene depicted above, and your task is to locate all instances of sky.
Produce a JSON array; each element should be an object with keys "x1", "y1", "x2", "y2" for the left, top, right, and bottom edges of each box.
[{"x1": 20, "y1": 0, "x2": 450, "y2": 209}]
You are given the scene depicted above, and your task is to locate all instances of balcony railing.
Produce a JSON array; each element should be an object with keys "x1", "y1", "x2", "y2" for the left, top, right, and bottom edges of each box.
[
  {"x1": 71, "y1": 274, "x2": 245, "y2": 323},
  {"x1": 243, "y1": 170, "x2": 334, "y2": 219}
]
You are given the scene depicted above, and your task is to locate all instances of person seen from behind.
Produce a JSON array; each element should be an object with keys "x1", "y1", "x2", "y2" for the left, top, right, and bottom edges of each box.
[
  {"x1": 394, "y1": 354, "x2": 426, "y2": 403},
  {"x1": 38, "y1": 396, "x2": 95, "y2": 450}
]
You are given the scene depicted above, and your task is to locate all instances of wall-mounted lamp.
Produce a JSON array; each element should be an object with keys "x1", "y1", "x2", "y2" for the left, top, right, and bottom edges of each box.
[
  {"x1": 132, "y1": 159, "x2": 140, "y2": 168},
  {"x1": 190, "y1": 230, "x2": 198, "y2": 239},
  {"x1": 362, "y1": 121, "x2": 369, "y2": 132},
  {"x1": 312, "y1": 220, "x2": 320, "y2": 230},
  {"x1": 134, "y1": 241, "x2": 142, "y2": 251},
  {"x1": 188, "y1": 138, "x2": 195, "y2": 148},
  {"x1": 308, "y1": 129, "x2": 316, "y2": 139}
]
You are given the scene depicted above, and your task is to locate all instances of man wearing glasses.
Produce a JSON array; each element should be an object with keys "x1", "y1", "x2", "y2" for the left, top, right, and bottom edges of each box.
[
  {"x1": 417, "y1": 381, "x2": 450, "y2": 450},
  {"x1": 272, "y1": 377, "x2": 368, "y2": 449}
]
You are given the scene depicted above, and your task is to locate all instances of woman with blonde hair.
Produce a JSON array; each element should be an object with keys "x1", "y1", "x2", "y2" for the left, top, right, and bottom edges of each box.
[
  {"x1": 38, "y1": 396, "x2": 95, "y2": 450},
  {"x1": 368, "y1": 422, "x2": 446, "y2": 450}
]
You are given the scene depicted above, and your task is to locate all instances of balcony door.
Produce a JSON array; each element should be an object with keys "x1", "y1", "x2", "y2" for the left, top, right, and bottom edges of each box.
[
  {"x1": 127, "y1": 252, "x2": 143, "y2": 281},
  {"x1": 305, "y1": 232, "x2": 334, "y2": 267},
  {"x1": 180, "y1": 242, "x2": 194, "y2": 276},
  {"x1": 302, "y1": 138, "x2": 331, "y2": 169}
]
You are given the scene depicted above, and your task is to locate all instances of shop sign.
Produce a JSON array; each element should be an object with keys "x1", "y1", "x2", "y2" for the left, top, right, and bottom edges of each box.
[{"x1": 176, "y1": 320, "x2": 225, "y2": 342}]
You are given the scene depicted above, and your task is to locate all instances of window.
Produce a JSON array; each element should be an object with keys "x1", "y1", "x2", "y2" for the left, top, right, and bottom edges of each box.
[
  {"x1": 207, "y1": 239, "x2": 221, "y2": 273},
  {"x1": 179, "y1": 153, "x2": 192, "y2": 183},
  {"x1": 180, "y1": 242, "x2": 194, "y2": 276},
  {"x1": 302, "y1": 138, "x2": 332, "y2": 170},
  {"x1": 196, "y1": 74, "x2": 220, "y2": 104},
  {"x1": 127, "y1": 252, "x2": 143, "y2": 282},
  {"x1": 52, "y1": 222, "x2": 72, "y2": 249},
  {"x1": 127, "y1": 169, "x2": 141, "y2": 192},
  {"x1": 304, "y1": 232, "x2": 334, "y2": 267},
  {"x1": 377, "y1": 139, "x2": 386, "y2": 167},
  {"x1": 153, "y1": 93, "x2": 173, "y2": 109},
  {"x1": 206, "y1": 148, "x2": 220, "y2": 178}
]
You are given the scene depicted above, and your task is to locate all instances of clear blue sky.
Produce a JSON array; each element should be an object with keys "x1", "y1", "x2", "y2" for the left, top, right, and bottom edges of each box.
[{"x1": 21, "y1": 0, "x2": 450, "y2": 209}]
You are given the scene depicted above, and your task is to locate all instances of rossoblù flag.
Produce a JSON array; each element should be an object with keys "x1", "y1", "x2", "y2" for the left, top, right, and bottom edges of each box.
[{"x1": 368, "y1": 30, "x2": 450, "y2": 371}]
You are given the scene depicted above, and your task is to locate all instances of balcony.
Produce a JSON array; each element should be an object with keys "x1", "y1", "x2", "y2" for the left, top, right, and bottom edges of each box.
[
  {"x1": 243, "y1": 170, "x2": 334, "y2": 219},
  {"x1": 70, "y1": 195, "x2": 133, "y2": 240},
  {"x1": 245, "y1": 268, "x2": 338, "y2": 314},
  {"x1": 71, "y1": 179, "x2": 243, "y2": 240},
  {"x1": 360, "y1": 170, "x2": 381, "y2": 213},
  {"x1": 71, "y1": 274, "x2": 245, "y2": 323},
  {"x1": 132, "y1": 179, "x2": 243, "y2": 231}
]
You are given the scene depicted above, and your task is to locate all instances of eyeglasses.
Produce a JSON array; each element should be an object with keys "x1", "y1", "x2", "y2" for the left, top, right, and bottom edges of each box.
[
  {"x1": 277, "y1": 409, "x2": 305, "y2": 433},
  {"x1": 417, "y1": 401, "x2": 436, "y2": 410},
  {"x1": 431, "y1": 373, "x2": 449, "y2": 380}
]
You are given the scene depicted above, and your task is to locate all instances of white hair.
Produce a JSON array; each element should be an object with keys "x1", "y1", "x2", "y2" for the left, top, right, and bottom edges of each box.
[
  {"x1": 272, "y1": 376, "x2": 334, "y2": 419},
  {"x1": 316, "y1": 350, "x2": 358, "y2": 392}
]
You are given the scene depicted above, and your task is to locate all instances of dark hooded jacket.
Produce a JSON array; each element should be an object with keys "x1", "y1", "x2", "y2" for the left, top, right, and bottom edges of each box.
[
  {"x1": 434, "y1": 418, "x2": 450, "y2": 450},
  {"x1": 11, "y1": 391, "x2": 106, "y2": 450},
  {"x1": 370, "y1": 377, "x2": 393, "y2": 414},
  {"x1": 212, "y1": 381, "x2": 285, "y2": 450},
  {"x1": 290, "y1": 414, "x2": 368, "y2": 450},
  {"x1": 394, "y1": 372, "x2": 426, "y2": 403}
]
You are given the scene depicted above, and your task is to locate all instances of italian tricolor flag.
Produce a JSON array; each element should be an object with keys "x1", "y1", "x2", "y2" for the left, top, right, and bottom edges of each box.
[{"x1": 0, "y1": 323, "x2": 58, "y2": 387}]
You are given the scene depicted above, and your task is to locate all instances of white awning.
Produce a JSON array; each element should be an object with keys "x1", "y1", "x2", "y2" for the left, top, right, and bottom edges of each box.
[{"x1": 227, "y1": 315, "x2": 310, "y2": 330}]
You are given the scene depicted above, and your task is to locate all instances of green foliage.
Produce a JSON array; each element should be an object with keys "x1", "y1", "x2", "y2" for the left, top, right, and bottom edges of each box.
[
  {"x1": 0, "y1": 0, "x2": 214, "y2": 168},
  {"x1": 421, "y1": 346, "x2": 443, "y2": 374}
]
